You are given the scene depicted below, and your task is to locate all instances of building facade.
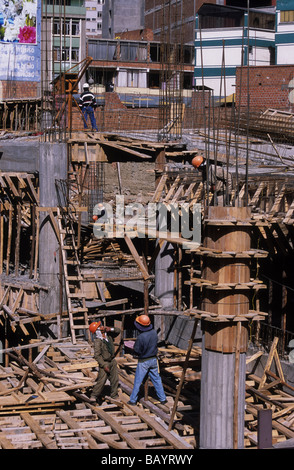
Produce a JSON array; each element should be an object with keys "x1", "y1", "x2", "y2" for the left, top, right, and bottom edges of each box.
[
  {"x1": 194, "y1": 4, "x2": 276, "y2": 100},
  {"x1": 85, "y1": 0, "x2": 104, "y2": 38},
  {"x1": 41, "y1": 0, "x2": 87, "y2": 93},
  {"x1": 276, "y1": 0, "x2": 294, "y2": 65},
  {"x1": 86, "y1": 36, "x2": 194, "y2": 107},
  {"x1": 102, "y1": 0, "x2": 145, "y2": 39}
]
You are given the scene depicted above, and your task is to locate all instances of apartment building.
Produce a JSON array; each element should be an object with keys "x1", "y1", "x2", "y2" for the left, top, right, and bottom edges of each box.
[
  {"x1": 41, "y1": 0, "x2": 87, "y2": 92},
  {"x1": 86, "y1": 0, "x2": 105, "y2": 38},
  {"x1": 194, "y1": 3, "x2": 276, "y2": 99}
]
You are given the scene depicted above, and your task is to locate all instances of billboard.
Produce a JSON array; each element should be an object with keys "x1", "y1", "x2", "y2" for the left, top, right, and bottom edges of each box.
[{"x1": 0, "y1": 0, "x2": 41, "y2": 81}]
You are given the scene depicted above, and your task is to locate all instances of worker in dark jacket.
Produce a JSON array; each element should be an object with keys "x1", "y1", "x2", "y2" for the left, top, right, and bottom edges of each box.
[
  {"x1": 89, "y1": 321, "x2": 120, "y2": 403},
  {"x1": 79, "y1": 83, "x2": 98, "y2": 131},
  {"x1": 192, "y1": 155, "x2": 232, "y2": 206},
  {"x1": 127, "y1": 315, "x2": 167, "y2": 405}
]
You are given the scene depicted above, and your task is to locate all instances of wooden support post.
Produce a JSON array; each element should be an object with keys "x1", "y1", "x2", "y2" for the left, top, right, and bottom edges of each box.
[
  {"x1": 29, "y1": 204, "x2": 35, "y2": 278},
  {"x1": 258, "y1": 337, "x2": 284, "y2": 390},
  {"x1": 15, "y1": 203, "x2": 21, "y2": 276},
  {"x1": 6, "y1": 204, "x2": 13, "y2": 275},
  {"x1": 34, "y1": 208, "x2": 39, "y2": 279},
  {"x1": 168, "y1": 318, "x2": 198, "y2": 431}
]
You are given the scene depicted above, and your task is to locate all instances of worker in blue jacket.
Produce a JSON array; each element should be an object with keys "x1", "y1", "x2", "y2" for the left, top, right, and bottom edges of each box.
[{"x1": 127, "y1": 315, "x2": 167, "y2": 405}]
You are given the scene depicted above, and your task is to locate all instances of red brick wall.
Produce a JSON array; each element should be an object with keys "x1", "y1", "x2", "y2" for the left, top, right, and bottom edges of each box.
[
  {"x1": 235, "y1": 65, "x2": 294, "y2": 111},
  {"x1": 0, "y1": 80, "x2": 39, "y2": 100},
  {"x1": 116, "y1": 29, "x2": 154, "y2": 41}
]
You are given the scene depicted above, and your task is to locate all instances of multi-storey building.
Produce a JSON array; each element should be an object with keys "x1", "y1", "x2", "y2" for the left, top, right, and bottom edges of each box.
[
  {"x1": 276, "y1": 0, "x2": 294, "y2": 65},
  {"x1": 194, "y1": 3, "x2": 276, "y2": 99},
  {"x1": 86, "y1": 0, "x2": 104, "y2": 38},
  {"x1": 41, "y1": 0, "x2": 87, "y2": 93}
]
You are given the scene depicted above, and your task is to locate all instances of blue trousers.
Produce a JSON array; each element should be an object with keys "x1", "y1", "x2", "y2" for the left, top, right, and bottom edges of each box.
[
  {"x1": 82, "y1": 106, "x2": 98, "y2": 131},
  {"x1": 129, "y1": 357, "x2": 166, "y2": 403}
]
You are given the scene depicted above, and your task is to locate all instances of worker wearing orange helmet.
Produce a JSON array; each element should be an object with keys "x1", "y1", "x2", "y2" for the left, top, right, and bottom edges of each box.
[
  {"x1": 89, "y1": 320, "x2": 121, "y2": 404},
  {"x1": 191, "y1": 154, "x2": 232, "y2": 206},
  {"x1": 127, "y1": 315, "x2": 167, "y2": 405}
]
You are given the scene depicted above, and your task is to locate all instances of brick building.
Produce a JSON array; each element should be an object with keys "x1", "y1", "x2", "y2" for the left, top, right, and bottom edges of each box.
[{"x1": 235, "y1": 64, "x2": 294, "y2": 111}]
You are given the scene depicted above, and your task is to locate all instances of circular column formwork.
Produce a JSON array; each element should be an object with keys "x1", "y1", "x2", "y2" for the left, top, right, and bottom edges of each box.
[{"x1": 199, "y1": 206, "x2": 267, "y2": 449}]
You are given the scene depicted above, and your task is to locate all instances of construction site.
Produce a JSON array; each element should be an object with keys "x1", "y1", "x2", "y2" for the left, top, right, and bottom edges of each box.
[{"x1": 0, "y1": 0, "x2": 294, "y2": 452}]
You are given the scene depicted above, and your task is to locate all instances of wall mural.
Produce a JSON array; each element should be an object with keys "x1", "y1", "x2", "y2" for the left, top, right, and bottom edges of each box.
[
  {"x1": 0, "y1": 0, "x2": 37, "y2": 44},
  {"x1": 0, "y1": 0, "x2": 40, "y2": 82}
]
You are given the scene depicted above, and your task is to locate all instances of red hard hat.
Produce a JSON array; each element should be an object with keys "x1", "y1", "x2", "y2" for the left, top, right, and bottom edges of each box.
[
  {"x1": 135, "y1": 315, "x2": 151, "y2": 327},
  {"x1": 191, "y1": 155, "x2": 204, "y2": 168},
  {"x1": 89, "y1": 321, "x2": 101, "y2": 333}
]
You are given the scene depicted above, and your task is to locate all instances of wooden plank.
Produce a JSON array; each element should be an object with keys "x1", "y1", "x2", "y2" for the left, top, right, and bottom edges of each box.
[
  {"x1": 56, "y1": 410, "x2": 117, "y2": 449},
  {"x1": 98, "y1": 140, "x2": 152, "y2": 159},
  {"x1": 0, "y1": 432, "x2": 15, "y2": 449},
  {"x1": 21, "y1": 413, "x2": 58, "y2": 449},
  {"x1": 121, "y1": 396, "x2": 192, "y2": 449},
  {"x1": 258, "y1": 337, "x2": 281, "y2": 390},
  {"x1": 124, "y1": 234, "x2": 149, "y2": 280},
  {"x1": 88, "y1": 402, "x2": 145, "y2": 449}
]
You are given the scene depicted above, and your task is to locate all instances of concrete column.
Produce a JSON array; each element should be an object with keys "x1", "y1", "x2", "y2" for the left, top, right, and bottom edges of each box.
[
  {"x1": 200, "y1": 337, "x2": 246, "y2": 449},
  {"x1": 199, "y1": 206, "x2": 251, "y2": 449},
  {"x1": 38, "y1": 143, "x2": 67, "y2": 326}
]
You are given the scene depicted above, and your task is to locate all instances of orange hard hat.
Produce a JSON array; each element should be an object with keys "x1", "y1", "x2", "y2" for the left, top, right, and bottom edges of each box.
[
  {"x1": 191, "y1": 155, "x2": 204, "y2": 168},
  {"x1": 89, "y1": 321, "x2": 101, "y2": 333},
  {"x1": 135, "y1": 315, "x2": 151, "y2": 327}
]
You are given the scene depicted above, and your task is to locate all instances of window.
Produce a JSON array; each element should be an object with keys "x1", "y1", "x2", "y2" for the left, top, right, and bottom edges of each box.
[
  {"x1": 53, "y1": 19, "x2": 79, "y2": 36},
  {"x1": 72, "y1": 21, "x2": 80, "y2": 36},
  {"x1": 120, "y1": 42, "x2": 147, "y2": 61},
  {"x1": 54, "y1": 47, "x2": 70, "y2": 62},
  {"x1": 280, "y1": 11, "x2": 294, "y2": 23},
  {"x1": 47, "y1": 0, "x2": 71, "y2": 5},
  {"x1": 53, "y1": 47, "x2": 79, "y2": 62},
  {"x1": 71, "y1": 48, "x2": 79, "y2": 61}
]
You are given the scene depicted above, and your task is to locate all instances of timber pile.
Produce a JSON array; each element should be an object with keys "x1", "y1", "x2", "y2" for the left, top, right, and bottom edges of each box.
[
  {"x1": 0, "y1": 335, "x2": 294, "y2": 448},
  {"x1": 0, "y1": 340, "x2": 198, "y2": 449},
  {"x1": 244, "y1": 339, "x2": 294, "y2": 448}
]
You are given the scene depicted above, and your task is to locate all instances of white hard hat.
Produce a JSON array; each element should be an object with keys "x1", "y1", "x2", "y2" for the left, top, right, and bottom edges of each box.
[{"x1": 83, "y1": 83, "x2": 89, "y2": 89}]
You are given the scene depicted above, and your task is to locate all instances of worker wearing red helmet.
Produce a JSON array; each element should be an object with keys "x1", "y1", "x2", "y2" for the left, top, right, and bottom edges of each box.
[
  {"x1": 127, "y1": 315, "x2": 167, "y2": 406},
  {"x1": 89, "y1": 320, "x2": 121, "y2": 404}
]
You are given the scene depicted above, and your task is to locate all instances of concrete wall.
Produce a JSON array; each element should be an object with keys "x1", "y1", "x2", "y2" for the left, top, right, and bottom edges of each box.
[
  {"x1": 0, "y1": 140, "x2": 40, "y2": 172},
  {"x1": 102, "y1": 0, "x2": 145, "y2": 39}
]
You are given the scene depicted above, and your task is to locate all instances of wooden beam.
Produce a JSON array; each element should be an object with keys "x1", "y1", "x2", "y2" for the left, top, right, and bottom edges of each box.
[
  {"x1": 87, "y1": 402, "x2": 145, "y2": 449},
  {"x1": 21, "y1": 413, "x2": 58, "y2": 449}
]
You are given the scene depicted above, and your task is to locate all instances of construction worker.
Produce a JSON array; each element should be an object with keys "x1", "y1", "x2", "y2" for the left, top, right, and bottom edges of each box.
[
  {"x1": 89, "y1": 321, "x2": 120, "y2": 403},
  {"x1": 127, "y1": 315, "x2": 167, "y2": 405},
  {"x1": 192, "y1": 155, "x2": 232, "y2": 205},
  {"x1": 79, "y1": 83, "x2": 98, "y2": 131}
]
